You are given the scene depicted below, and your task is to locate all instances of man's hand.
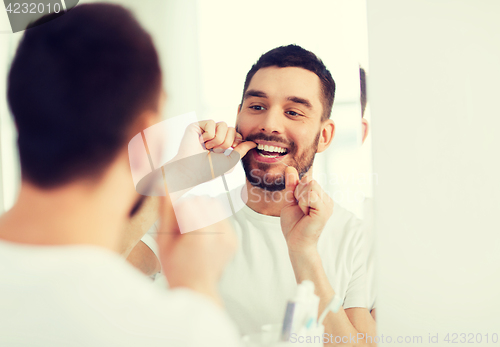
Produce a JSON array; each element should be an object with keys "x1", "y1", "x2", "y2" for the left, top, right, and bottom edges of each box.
[
  {"x1": 281, "y1": 168, "x2": 376, "y2": 345},
  {"x1": 280, "y1": 167, "x2": 334, "y2": 255},
  {"x1": 136, "y1": 120, "x2": 256, "y2": 197},
  {"x1": 126, "y1": 239, "x2": 161, "y2": 277},
  {"x1": 157, "y1": 194, "x2": 237, "y2": 306},
  {"x1": 175, "y1": 119, "x2": 255, "y2": 161},
  {"x1": 120, "y1": 196, "x2": 160, "y2": 258}
]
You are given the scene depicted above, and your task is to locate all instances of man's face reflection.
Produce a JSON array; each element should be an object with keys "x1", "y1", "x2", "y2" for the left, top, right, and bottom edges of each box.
[{"x1": 236, "y1": 66, "x2": 324, "y2": 191}]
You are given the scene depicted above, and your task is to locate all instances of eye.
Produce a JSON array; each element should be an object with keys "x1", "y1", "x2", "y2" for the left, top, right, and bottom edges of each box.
[
  {"x1": 286, "y1": 111, "x2": 303, "y2": 117},
  {"x1": 249, "y1": 105, "x2": 266, "y2": 111}
]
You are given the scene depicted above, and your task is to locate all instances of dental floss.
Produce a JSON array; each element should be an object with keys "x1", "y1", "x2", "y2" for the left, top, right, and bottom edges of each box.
[{"x1": 218, "y1": 148, "x2": 236, "y2": 215}]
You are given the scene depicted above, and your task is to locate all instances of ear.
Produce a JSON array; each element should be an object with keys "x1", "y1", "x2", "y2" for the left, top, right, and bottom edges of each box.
[
  {"x1": 130, "y1": 91, "x2": 165, "y2": 136},
  {"x1": 237, "y1": 104, "x2": 241, "y2": 114},
  {"x1": 362, "y1": 118, "x2": 369, "y2": 144},
  {"x1": 130, "y1": 109, "x2": 161, "y2": 138},
  {"x1": 317, "y1": 119, "x2": 335, "y2": 153}
]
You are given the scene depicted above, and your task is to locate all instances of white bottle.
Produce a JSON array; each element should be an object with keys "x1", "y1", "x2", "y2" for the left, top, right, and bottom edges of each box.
[{"x1": 281, "y1": 280, "x2": 321, "y2": 341}]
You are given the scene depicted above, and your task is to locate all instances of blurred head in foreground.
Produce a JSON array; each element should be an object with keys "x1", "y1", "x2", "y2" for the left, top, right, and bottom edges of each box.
[{"x1": 8, "y1": 4, "x2": 163, "y2": 218}]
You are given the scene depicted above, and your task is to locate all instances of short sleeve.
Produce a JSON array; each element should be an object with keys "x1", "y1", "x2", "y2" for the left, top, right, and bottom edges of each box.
[{"x1": 342, "y1": 219, "x2": 372, "y2": 309}]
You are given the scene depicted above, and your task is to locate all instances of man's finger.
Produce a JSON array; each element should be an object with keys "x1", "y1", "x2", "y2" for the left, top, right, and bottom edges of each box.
[
  {"x1": 295, "y1": 179, "x2": 315, "y2": 202},
  {"x1": 232, "y1": 132, "x2": 243, "y2": 147},
  {"x1": 300, "y1": 173, "x2": 313, "y2": 184},
  {"x1": 199, "y1": 120, "x2": 216, "y2": 142},
  {"x1": 231, "y1": 140, "x2": 257, "y2": 158},
  {"x1": 284, "y1": 166, "x2": 299, "y2": 205},
  {"x1": 205, "y1": 122, "x2": 228, "y2": 149},
  {"x1": 307, "y1": 191, "x2": 322, "y2": 211},
  {"x1": 213, "y1": 127, "x2": 237, "y2": 153},
  {"x1": 297, "y1": 190, "x2": 310, "y2": 215}
]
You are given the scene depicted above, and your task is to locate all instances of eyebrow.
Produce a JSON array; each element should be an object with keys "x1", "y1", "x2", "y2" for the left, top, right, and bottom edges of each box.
[
  {"x1": 287, "y1": 96, "x2": 312, "y2": 110},
  {"x1": 244, "y1": 89, "x2": 267, "y2": 99},
  {"x1": 244, "y1": 89, "x2": 313, "y2": 110}
]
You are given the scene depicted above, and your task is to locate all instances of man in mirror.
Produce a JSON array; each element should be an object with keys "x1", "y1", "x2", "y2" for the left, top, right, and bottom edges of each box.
[{"x1": 129, "y1": 45, "x2": 377, "y2": 344}]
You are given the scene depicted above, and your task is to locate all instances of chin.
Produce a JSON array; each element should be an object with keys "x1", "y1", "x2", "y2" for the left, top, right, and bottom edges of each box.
[
  {"x1": 244, "y1": 166, "x2": 287, "y2": 192},
  {"x1": 255, "y1": 182, "x2": 286, "y2": 192}
]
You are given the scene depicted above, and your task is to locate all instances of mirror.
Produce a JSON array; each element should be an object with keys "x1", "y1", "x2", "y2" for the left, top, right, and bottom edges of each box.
[
  {"x1": 144, "y1": 0, "x2": 377, "y2": 341},
  {"x1": 0, "y1": 0, "x2": 377, "y2": 344}
]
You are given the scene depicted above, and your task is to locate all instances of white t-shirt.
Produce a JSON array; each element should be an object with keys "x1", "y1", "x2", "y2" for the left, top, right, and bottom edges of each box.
[
  {"x1": 217, "y1": 186, "x2": 372, "y2": 335},
  {"x1": 0, "y1": 240, "x2": 241, "y2": 347}
]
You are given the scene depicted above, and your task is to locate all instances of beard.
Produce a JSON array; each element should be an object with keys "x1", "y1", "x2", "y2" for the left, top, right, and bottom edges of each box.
[{"x1": 239, "y1": 130, "x2": 320, "y2": 192}]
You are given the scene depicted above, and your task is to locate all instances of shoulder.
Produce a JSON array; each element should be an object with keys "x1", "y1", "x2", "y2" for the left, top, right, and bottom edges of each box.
[
  {"x1": 129, "y1": 288, "x2": 242, "y2": 345},
  {"x1": 320, "y1": 203, "x2": 368, "y2": 249},
  {"x1": 329, "y1": 203, "x2": 364, "y2": 234},
  {"x1": 332, "y1": 203, "x2": 360, "y2": 223},
  {"x1": 92, "y1": 261, "x2": 241, "y2": 345}
]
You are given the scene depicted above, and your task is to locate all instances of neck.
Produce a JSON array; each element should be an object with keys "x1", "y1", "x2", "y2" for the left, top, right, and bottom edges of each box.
[
  {"x1": 243, "y1": 182, "x2": 285, "y2": 217},
  {"x1": 0, "y1": 178, "x2": 129, "y2": 252},
  {"x1": 243, "y1": 168, "x2": 313, "y2": 217}
]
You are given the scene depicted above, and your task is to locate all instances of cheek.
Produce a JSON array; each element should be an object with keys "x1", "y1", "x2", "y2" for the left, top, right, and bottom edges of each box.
[
  {"x1": 290, "y1": 129, "x2": 309, "y2": 148},
  {"x1": 235, "y1": 115, "x2": 255, "y2": 138}
]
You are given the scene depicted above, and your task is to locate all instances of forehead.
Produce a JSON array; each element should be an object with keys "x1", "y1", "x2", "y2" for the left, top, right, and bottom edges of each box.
[{"x1": 247, "y1": 66, "x2": 323, "y2": 108}]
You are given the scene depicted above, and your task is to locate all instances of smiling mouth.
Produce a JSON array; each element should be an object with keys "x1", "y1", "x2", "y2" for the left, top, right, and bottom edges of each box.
[{"x1": 255, "y1": 143, "x2": 289, "y2": 158}]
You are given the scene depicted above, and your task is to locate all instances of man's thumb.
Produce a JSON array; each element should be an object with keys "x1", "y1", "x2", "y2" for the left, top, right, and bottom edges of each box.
[{"x1": 284, "y1": 166, "x2": 299, "y2": 200}]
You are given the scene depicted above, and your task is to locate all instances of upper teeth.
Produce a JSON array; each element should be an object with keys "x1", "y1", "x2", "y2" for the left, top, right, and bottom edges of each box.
[{"x1": 257, "y1": 144, "x2": 287, "y2": 153}]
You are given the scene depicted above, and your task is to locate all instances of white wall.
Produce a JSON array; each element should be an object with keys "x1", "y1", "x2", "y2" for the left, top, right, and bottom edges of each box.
[
  {"x1": 367, "y1": 0, "x2": 500, "y2": 344},
  {"x1": 0, "y1": 5, "x2": 22, "y2": 213}
]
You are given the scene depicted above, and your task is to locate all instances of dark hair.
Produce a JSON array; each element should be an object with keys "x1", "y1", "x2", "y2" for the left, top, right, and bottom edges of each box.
[
  {"x1": 241, "y1": 44, "x2": 336, "y2": 121},
  {"x1": 7, "y1": 4, "x2": 162, "y2": 188},
  {"x1": 360, "y1": 66, "x2": 367, "y2": 117}
]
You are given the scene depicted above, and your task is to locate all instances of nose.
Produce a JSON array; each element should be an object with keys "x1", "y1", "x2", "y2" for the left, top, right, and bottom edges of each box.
[{"x1": 259, "y1": 106, "x2": 284, "y2": 134}]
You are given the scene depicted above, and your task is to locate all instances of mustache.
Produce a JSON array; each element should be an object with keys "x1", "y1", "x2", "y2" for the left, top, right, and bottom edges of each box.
[{"x1": 242, "y1": 133, "x2": 296, "y2": 152}]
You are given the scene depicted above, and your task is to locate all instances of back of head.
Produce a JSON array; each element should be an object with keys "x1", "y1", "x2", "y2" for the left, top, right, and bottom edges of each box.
[
  {"x1": 241, "y1": 44, "x2": 336, "y2": 121},
  {"x1": 360, "y1": 66, "x2": 367, "y2": 117},
  {"x1": 7, "y1": 4, "x2": 161, "y2": 188}
]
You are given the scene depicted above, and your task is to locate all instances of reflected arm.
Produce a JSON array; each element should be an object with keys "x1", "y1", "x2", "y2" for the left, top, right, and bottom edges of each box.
[{"x1": 289, "y1": 250, "x2": 377, "y2": 347}]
